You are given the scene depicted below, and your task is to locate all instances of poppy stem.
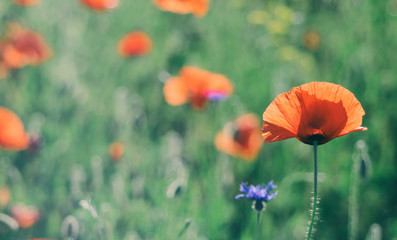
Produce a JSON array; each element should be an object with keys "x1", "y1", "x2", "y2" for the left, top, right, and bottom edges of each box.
[
  {"x1": 255, "y1": 211, "x2": 262, "y2": 240},
  {"x1": 307, "y1": 141, "x2": 318, "y2": 240}
]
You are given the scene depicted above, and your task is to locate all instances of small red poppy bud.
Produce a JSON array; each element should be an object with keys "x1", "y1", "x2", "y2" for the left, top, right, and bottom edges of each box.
[{"x1": 109, "y1": 141, "x2": 124, "y2": 161}]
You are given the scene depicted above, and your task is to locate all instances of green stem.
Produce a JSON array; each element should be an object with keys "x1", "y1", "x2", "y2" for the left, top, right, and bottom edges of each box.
[
  {"x1": 255, "y1": 211, "x2": 262, "y2": 240},
  {"x1": 177, "y1": 219, "x2": 191, "y2": 239},
  {"x1": 307, "y1": 141, "x2": 318, "y2": 240}
]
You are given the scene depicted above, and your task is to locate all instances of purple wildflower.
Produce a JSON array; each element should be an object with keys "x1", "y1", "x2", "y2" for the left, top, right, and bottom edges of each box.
[
  {"x1": 236, "y1": 181, "x2": 278, "y2": 211},
  {"x1": 204, "y1": 90, "x2": 228, "y2": 102}
]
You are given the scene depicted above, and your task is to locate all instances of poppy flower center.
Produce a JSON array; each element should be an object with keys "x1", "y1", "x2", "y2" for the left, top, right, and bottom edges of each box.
[
  {"x1": 297, "y1": 93, "x2": 348, "y2": 145},
  {"x1": 306, "y1": 129, "x2": 326, "y2": 144},
  {"x1": 233, "y1": 127, "x2": 251, "y2": 148}
]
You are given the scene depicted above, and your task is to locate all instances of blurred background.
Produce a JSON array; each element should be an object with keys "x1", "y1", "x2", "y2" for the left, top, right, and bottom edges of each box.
[{"x1": 0, "y1": 0, "x2": 396, "y2": 239}]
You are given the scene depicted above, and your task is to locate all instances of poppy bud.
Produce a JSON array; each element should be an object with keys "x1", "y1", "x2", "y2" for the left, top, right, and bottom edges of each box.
[
  {"x1": 109, "y1": 141, "x2": 124, "y2": 161},
  {"x1": 11, "y1": 204, "x2": 39, "y2": 228},
  {"x1": 117, "y1": 32, "x2": 152, "y2": 57}
]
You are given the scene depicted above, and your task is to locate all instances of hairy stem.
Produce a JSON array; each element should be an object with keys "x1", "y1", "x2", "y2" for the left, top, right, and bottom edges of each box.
[
  {"x1": 255, "y1": 211, "x2": 262, "y2": 240},
  {"x1": 307, "y1": 141, "x2": 318, "y2": 240}
]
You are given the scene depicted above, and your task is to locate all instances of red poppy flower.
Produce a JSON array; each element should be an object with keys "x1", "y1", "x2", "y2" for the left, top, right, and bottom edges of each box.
[
  {"x1": 0, "y1": 107, "x2": 30, "y2": 151},
  {"x1": 215, "y1": 114, "x2": 263, "y2": 162},
  {"x1": 117, "y1": 32, "x2": 152, "y2": 57},
  {"x1": 163, "y1": 66, "x2": 233, "y2": 110},
  {"x1": 13, "y1": 0, "x2": 40, "y2": 6},
  {"x1": 80, "y1": 0, "x2": 119, "y2": 11},
  {"x1": 11, "y1": 204, "x2": 39, "y2": 228},
  {"x1": 0, "y1": 23, "x2": 52, "y2": 70},
  {"x1": 109, "y1": 141, "x2": 124, "y2": 161},
  {"x1": 153, "y1": 0, "x2": 209, "y2": 17},
  {"x1": 262, "y1": 82, "x2": 366, "y2": 145}
]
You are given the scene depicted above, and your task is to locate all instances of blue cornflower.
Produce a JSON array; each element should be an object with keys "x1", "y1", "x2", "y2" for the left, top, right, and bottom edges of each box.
[
  {"x1": 204, "y1": 90, "x2": 228, "y2": 102},
  {"x1": 235, "y1": 181, "x2": 278, "y2": 211}
]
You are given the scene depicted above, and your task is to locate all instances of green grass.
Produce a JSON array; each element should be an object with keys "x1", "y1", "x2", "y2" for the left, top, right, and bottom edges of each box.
[{"x1": 0, "y1": 0, "x2": 396, "y2": 239}]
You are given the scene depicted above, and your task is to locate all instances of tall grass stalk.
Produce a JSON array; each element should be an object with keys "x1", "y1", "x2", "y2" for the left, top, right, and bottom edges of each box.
[
  {"x1": 349, "y1": 140, "x2": 372, "y2": 240},
  {"x1": 177, "y1": 218, "x2": 191, "y2": 239},
  {"x1": 348, "y1": 147, "x2": 360, "y2": 240}
]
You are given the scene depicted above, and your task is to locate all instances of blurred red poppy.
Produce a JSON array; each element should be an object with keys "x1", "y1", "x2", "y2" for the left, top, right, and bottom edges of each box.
[
  {"x1": 153, "y1": 0, "x2": 209, "y2": 17},
  {"x1": 262, "y1": 82, "x2": 366, "y2": 145},
  {"x1": 109, "y1": 141, "x2": 124, "y2": 161},
  {"x1": 163, "y1": 66, "x2": 233, "y2": 110},
  {"x1": 11, "y1": 204, "x2": 39, "y2": 228},
  {"x1": 0, "y1": 23, "x2": 52, "y2": 72},
  {"x1": 0, "y1": 107, "x2": 30, "y2": 151},
  {"x1": 303, "y1": 30, "x2": 321, "y2": 50},
  {"x1": 13, "y1": 0, "x2": 41, "y2": 6},
  {"x1": 0, "y1": 186, "x2": 11, "y2": 207},
  {"x1": 80, "y1": 0, "x2": 119, "y2": 11},
  {"x1": 117, "y1": 32, "x2": 152, "y2": 57},
  {"x1": 215, "y1": 114, "x2": 263, "y2": 162}
]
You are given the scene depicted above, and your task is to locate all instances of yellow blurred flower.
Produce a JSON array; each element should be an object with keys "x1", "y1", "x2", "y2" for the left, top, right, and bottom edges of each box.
[
  {"x1": 298, "y1": 54, "x2": 315, "y2": 71},
  {"x1": 230, "y1": 0, "x2": 245, "y2": 9},
  {"x1": 273, "y1": 5, "x2": 294, "y2": 23},
  {"x1": 277, "y1": 46, "x2": 298, "y2": 61},
  {"x1": 247, "y1": 10, "x2": 270, "y2": 25},
  {"x1": 247, "y1": 4, "x2": 294, "y2": 35},
  {"x1": 266, "y1": 20, "x2": 288, "y2": 34}
]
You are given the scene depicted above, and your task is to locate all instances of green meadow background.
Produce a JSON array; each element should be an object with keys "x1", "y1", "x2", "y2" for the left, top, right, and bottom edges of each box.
[{"x1": 0, "y1": 0, "x2": 396, "y2": 239}]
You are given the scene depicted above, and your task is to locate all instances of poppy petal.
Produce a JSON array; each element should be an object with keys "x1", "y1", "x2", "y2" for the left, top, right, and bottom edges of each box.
[
  {"x1": 180, "y1": 66, "x2": 210, "y2": 94},
  {"x1": 338, "y1": 126, "x2": 367, "y2": 137},
  {"x1": 189, "y1": 0, "x2": 210, "y2": 17},
  {"x1": 262, "y1": 121, "x2": 297, "y2": 143},
  {"x1": 163, "y1": 77, "x2": 189, "y2": 106},
  {"x1": 13, "y1": 0, "x2": 40, "y2": 6},
  {"x1": 11, "y1": 204, "x2": 39, "y2": 228},
  {"x1": 206, "y1": 73, "x2": 234, "y2": 96},
  {"x1": 0, "y1": 107, "x2": 30, "y2": 151},
  {"x1": 215, "y1": 114, "x2": 262, "y2": 161},
  {"x1": 180, "y1": 66, "x2": 233, "y2": 100},
  {"x1": 297, "y1": 82, "x2": 366, "y2": 143},
  {"x1": 164, "y1": 66, "x2": 232, "y2": 109},
  {"x1": 262, "y1": 91, "x2": 302, "y2": 142},
  {"x1": 0, "y1": 23, "x2": 52, "y2": 69},
  {"x1": 80, "y1": 0, "x2": 119, "y2": 11},
  {"x1": 153, "y1": 0, "x2": 209, "y2": 17},
  {"x1": 117, "y1": 32, "x2": 152, "y2": 57}
]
